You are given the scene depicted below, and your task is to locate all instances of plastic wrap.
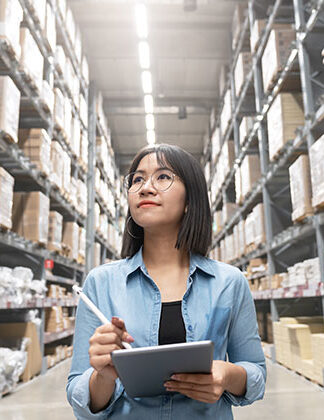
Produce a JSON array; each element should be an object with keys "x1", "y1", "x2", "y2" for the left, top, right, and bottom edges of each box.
[
  {"x1": 12, "y1": 191, "x2": 49, "y2": 245},
  {"x1": 18, "y1": 129, "x2": 51, "y2": 176},
  {"x1": 0, "y1": 75, "x2": 21, "y2": 143},
  {"x1": 0, "y1": 341, "x2": 27, "y2": 395},
  {"x1": 48, "y1": 211, "x2": 63, "y2": 252},
  {"x1": 62, "y1": 222, "x2": 79, "y2": 261},
  {"x1": 289, "y1": 154, "x2": 313, "y2": 222},
  {"x1": 309, "y1": 135, "x2": 324, "y2": 208},
  {"x1": 234, "y1": 52, "x2": 251, "y2": 97},
  {"x1": 0, "y1": 0, "x2": 23, "y2": 59},
  {"x1": 19, "y1": 27, "x2": 44, "y2": 93},
  {"x1": 0, "y1": 167, "x2": 14, "y2": 229}
]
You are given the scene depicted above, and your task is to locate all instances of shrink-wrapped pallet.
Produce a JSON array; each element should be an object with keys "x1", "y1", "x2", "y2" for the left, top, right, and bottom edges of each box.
[
  {"x1": 211, "y1": 127, "x2": 221, "y2": 163},
  {"x1": 77, "y1": 179, "x2": 87, "y2": 217},
  {"x1": 44, "y1": 2, "x2": 56, "y2": 53},
  {"x1": 239, "y1": 116, "x2": 254, "y2": 146},
  {"x1": 19, "y1": 28, "x2": 44, "y2": 93},
  {"x1": 18, "y1": 129, "x2": 51, "y2": 176},
  {"x1": 54, "y1": 88, "x2": 65, "y2": 132},
  {"x1": 0, "y1": 0, "x2": 23, "y2": 59},
  {"x1": 234, "y1": 52, "x2": 252, "y2": 97},
  {"x1": 267, "y1": 93, "x2": 304, "y2": 161},
  {"x1": 50, "y1": 140, "x2": 64, "y2": 190},
  {"x1": 231, "y1": 2, "x2": 248, "y2": 50},
  {"x1": 94, "y1": 202, "x2": 100, "y2": 232},
  {"x1": 69, "y1": 176, "x2": 78, "y2": 208},
  {"x1": 62, "y1": 149, "x2": 71, "y2": 196},
  {"x1": 241, "y1": 154, "x2": 261, "y2": 199},
  {"x1": 220, "y1": 89, "x2": 232, "y2": 136},
  {"x1": 222, "y1": 140, "x2": 235, "y2": 180},
  {"x1": 0, "y1": 76, "x2": 21, "y2": 143},
  {"x1": 47, "y1": 211, "x2": 63, "y2": 252},
  {"x1": 309, "y1": 135, "x2": 324, "y2": 209},
  {"x1": 0, "y1": 167, "x2": 14, "y2": 229},
  {"x1": 12, "y1": 191, "x2": 49, "y2": 244},
  {"x1": 289, "y1": 155, "x2": 313, "y2": 222},
  {"x1": 253, "y1": 203, "x2": 266, "y2": 245},
  {"x1": 62, "y1": 221, "x2": 79, "y2": 261},
  {"x1": 262, "y1": 26, "x2": 296, "y2": 92},
  {"x1": 78, "y1": 227, "x2": 86, "y2": 263}
]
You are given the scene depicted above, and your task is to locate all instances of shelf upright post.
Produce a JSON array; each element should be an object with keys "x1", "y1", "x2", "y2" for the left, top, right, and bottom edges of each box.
[{"x1": 85, "y1": 82, "x2": 96, "y2": 277}]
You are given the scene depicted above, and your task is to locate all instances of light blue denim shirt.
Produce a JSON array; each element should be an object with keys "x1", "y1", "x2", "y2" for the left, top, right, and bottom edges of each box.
[{"x1": 67, "y1": 248, "x2": 266, "y2": 419}]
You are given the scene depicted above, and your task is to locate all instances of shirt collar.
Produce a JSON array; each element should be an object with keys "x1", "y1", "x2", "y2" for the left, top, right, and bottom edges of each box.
[{"x1": 125, "y1": 247, "x2": 214, "y2": 280}]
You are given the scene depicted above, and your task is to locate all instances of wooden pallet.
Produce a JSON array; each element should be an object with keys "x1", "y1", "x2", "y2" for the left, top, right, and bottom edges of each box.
[
  {"x1": 292, "y1": 210, "x2": 314, "y2": 224},
  {"x1": 60, "y1": 244, "x2": 71, "y2": 258}
]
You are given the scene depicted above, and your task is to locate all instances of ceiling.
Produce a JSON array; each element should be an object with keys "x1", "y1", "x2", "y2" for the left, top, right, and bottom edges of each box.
[{"x1": 68, "y1": 0, "x2": 239, "y2": 173}]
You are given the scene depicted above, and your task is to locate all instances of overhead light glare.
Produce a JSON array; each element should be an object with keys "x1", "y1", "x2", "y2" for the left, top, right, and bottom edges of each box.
[
  {"x1": 135, "y1": 4, "x2": 148, "y2": 39},
  {"x1": 141, "y1": 71, "x2": 152, "y2": 94},
  {"x1": 144, "y1": 95, "x2": 154, "y2": 114},
  {"x1": 145, "y1": 114, "x2": 155, "y2": 131},
  {"x1": 147, "y1": 130, "x2": 156, "y2": 145},
  {"x1": 138, "y1": 41, "x2": 150, "y2": 69}
]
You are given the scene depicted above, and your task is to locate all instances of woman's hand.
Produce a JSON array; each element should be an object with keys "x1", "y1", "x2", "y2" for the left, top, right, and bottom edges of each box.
[
  {"x1": 164, "y1": 360, "x2": 246, "y2": 404},
  {"x1": 89, "y1": 317, "x2": 134, "y2": 381}
]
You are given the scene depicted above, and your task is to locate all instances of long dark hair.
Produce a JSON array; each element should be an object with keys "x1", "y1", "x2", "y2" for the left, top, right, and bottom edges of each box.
[{"x1": 121, "y1": 144, "x2": 212, "y2": 258}]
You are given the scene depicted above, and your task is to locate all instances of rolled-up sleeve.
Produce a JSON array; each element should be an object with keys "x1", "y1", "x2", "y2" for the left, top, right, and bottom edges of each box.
[{"x1": 223, "y1": 271, "x2": 266, "y2": 406}]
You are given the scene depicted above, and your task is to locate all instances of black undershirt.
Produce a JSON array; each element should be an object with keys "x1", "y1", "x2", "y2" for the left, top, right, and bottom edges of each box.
[{"x1": 158, "y1": 301, "x2": 186, "y2": 345}]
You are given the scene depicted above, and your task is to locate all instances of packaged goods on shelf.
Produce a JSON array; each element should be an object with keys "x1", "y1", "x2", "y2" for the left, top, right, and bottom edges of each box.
[
  {"x1": 94, "y1": 242, "x2": 101, "y2": 266},
  {"x1": 95, "y1": 167, "x2": 100, "y2": 194},
  {"x1": 262, "y1": 25, "x2": 296, "y2": 92},
  {"x1": 50, "y1": 140, "x2": 64, "y2": 190},
  {"x1": 213, "y1": 211, "x2": 223, "y2": 235},
  {"x1": 44, "y1": 1, "x2": 56, "y2": 53},
  {"x1": 82, "y1": 55, "x2": 89, "y2": 85},
  {"x1": 211, "y1": 127, "x2": 221, "y2": 163},
  {"x1": 0, "y1": 343, "x2": 27, "y2": 395},
  {"x1": 64, "y1": 58, "x2": 74, "y2": 96},
  {"x1": 78, "y1": 227, "x2": 85, "y2": 264},
  {"x1": 244, "y1": 211, "x2": 254, "y2": 250},
  {"x1": 247, "y1": 258, "x2": 268, "y2": 278},
  {"x1": 225, "y1": 234, "x2": 235, "y2": 262},
  {"x1": 231, "y1": 2, "x2": 248, "y2": 50},
  {"x1": 71, "y1": 117, "x2": 81, "y2": 158},
  {"x1": 77, "y1": 179, "x2": 87, "y2": 217},
  {"x1": 309, "y1": 135, "x2": 324, "y2": 209},
  {"x1": 222, "y1": 202, "x2": 238, "y2": 225},
  {"x1": 0, "y1": 321, "x2": 42, "y2": 382},
  {"x1": 238, "y1": 219, "x2": 245, "y2": 257},
  {"x1": 79, "y1": 94, "x2": 88, "y2": 128},
  {"x1": 18, "y1": 129, "x2": 51, "y2": 176},
  {"x1": 233, "y1": 225, "x2": 239, "y2": 260},
  {"x1": 71, "y1": 70, "x2": 80, "y2": 108},
  {"x1": 107, "y1": 188, "x2": 116, "y2": 218},
  {"x1": 80, "y1": 129, "x2": 88, "y2": 169},
  {"x1": 234, "y1": 52, "x2": 252, "y2": 97},
  {"x1": 62, "y1": 222, "x2": 79, "y2": 261},
  {"x1": 64, "y1": 97, "x2": 72, "y2": 141},
  {"x1": 94, "y1": 202, "x2": 100, "y2": 232},
  {"x1": 241, "y1": 154, "x2": 261, "y2": 199},
  {"x1": 0, "y1": 167, "x2": 14, "y2": 229},
  {"x1": 220, "y1": 89, "x2": 232, "y2": 136},
  {"x1": 12, "y1": 191, "x2": 49, "y2": 245},
  {"x1": 0, "y1": 0, "x2": 23, "y2": 59},
  {"x1": 267, "y1": 93, "x2": 304, "y2": 161},
  {"x1": 47, "y1": 211, "x2": 63, "y2": 253},
  {"x1": 311, "y1": 334, "x2": 324, "y2": 385},
  {"x1": 55, "y1": 45, "x2": 66, "y2": 76},
  {"x1": 69, "y1": 176, "x2": 78, "y2": 208},
  {"x1": 41, "y1": 80, "x2": 55, "y2": 115},
  {"x1": 99, "y1": 213, "x2": 108, "y2": 240},
  {"x1": 271, "y1": 272, "x2": 288, "y2": 289},
  {"x1": 0, "y1": 75, "x2": 21, "y2": 143},
  {"x1": 284, "y1": 257, "x2": 321, "y2": 288},
  {"x1": 253, "y1": 203, "x2": 266, "y2": 245},
  {"x1": 47, "y1": 284, "x2": 67, "y2": 298},
  {"x1": 62, "y1": 149, "x2": 71, "y2": 196},
  {"x1": 19, "y1": 28, "x2": 44, "y2": 93},
  {"x1": 96, "y1": 136, "x2": 109, "y2": 171},
  {"x1": 239, "y1": 116, "x2": 254, "y2": 146},
  {"x1": 54, "y1": 88, "x2": 65, "y2": 132},
  {"x1": 223, "y1": 139, "x2": 235, "y2": 175},
  {"x1": 45, "y1": 306, "x2": 64, "y2": 333},
  {"x1": 235, "y1": 168, "x2": 243, "y2": 205},
  {"x1": 65, "y1": 8, "x2": 76, "y2": 46},
  {"x1": 250, "y1": 19, "x2": 267, "y2": 53},
  {"x1": 289, "y1": 155, "x2": 313, "y2": 222}
]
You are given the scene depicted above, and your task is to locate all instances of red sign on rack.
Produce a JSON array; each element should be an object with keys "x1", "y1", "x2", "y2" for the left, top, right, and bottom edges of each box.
[{"x1": 45, "y1": 259, "x2": 54, "y2": 269}]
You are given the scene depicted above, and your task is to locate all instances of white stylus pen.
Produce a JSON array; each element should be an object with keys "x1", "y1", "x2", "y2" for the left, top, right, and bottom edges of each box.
[{"x1": 73, "y1": 285, "x2": 132, "y2": 349}]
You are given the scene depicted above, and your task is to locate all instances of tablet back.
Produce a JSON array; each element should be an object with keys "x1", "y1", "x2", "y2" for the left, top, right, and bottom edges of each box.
[{"x1": 111, "y1": 340, "x2": 214, "y2": 398}]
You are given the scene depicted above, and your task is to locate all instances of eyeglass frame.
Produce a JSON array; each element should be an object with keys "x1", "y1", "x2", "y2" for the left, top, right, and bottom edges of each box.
[{"x1": 123, "y1": 167, "x2": 179, "y2": 194}]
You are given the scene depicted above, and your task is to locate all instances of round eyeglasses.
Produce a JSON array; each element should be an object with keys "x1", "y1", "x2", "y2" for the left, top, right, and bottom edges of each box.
[{"x1": 124, "y1": 168, "x2": 176, "y2": 193}]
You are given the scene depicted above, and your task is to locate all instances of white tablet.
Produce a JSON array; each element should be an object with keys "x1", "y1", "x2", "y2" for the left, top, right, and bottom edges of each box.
[{"x1": 111, "y1": 340, "x2": 214, "y2": 398}]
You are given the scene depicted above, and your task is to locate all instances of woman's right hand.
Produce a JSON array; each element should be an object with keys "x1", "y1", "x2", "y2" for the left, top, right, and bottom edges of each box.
[{"x1": 88, "y1": 317, "x2": 134, "y2": 381}]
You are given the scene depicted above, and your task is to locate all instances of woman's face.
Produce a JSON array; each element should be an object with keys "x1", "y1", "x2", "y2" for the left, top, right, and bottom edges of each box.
[{"x1": 128, "y1": 153, "x2": 187, "y2": 232}]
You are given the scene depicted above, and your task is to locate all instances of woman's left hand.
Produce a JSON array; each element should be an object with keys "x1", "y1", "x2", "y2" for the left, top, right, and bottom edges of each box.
[{"x1": 164, "y1": 360, "x2": 228, "y2": 403}]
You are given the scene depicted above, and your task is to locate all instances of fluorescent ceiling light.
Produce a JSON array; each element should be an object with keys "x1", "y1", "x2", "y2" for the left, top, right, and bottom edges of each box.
[
  {"x1": 141, "y1": 71, "x2": 152, "y2": 94},
  {"x1": 145, "y1": 114, "x2": 155, "y2": 130},
  {"x1": 138, "y1": 41, "x2": 150, "y2": 69},
  {"x1": 147, "y1": 130, "x2": 156, "y2": 145},
  {"x1": 144, "y1": 95, "x2": 154, "y2": 114},
  {"x1": 135, "y1": 4, "x2": 148, "y2": 39}
]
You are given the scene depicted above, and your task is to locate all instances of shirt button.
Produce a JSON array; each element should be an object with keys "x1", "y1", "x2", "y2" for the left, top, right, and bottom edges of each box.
[{"x1": 188, "y1": 325, "x2": 193, "y2": 332}]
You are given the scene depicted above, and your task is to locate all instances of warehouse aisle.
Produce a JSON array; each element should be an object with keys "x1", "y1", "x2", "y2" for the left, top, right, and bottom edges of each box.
[{"x1": 0, "y1": 358, "x2": 323, "y2": 419}]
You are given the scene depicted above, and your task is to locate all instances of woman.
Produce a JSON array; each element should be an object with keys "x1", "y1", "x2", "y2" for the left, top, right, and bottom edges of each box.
[{"x1": 67, "y1": 144, "x2": 266, "y2": 419}]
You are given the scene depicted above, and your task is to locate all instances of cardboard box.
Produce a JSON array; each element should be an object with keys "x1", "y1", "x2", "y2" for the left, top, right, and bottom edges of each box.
[
  {"x1": 54, "y1": 88, "x2": 65, "y2": 132},
  {"x1": 12, "y1": 191, "x2": 49, "y2": 244},
  {"x1": 309, "y1": 135, "x2": 324, "y2": 209},
  {"x1": 94, "y1": 242, "x2": 101, "y2": 266},
  {"x1": 311, "y1": 333, "x2": 324, "y2": 385},
  {"x1": 77, "y1": 179, "x2": 87, "y2": 217},
  {"x1": 55, "y1": 45, "x2": 66, "y2": 76},
  {"x1": 18, "y1": 129, "x2": 51, "y2": 176},
  {"x1": 250, "y1": 19, "x2": 267, "y2": 53},
  {"x1": 239, "y1": 116, "x2": 254, "y2": 146},
  {"x1": 62, "y1": 221, "x2": 79, "y2": 260},
  {"x1": 48, "y1": 211, "x2": 63, "y2": 252},
  {"x1": 241, "y1": 154, "x2": 261, "y2": 199},
  {"x1": 220, "y1": 89, "x2": 232, "y2": 136},
  {"x1": 235, "y1": 166, "x2": 243, "y2": 205},
  {"x1": 0, "y1": 167, "x2": 14, "y2": 229},
  {"x1": 19, "y1": 27, "x2": 44, "y2": 93},
  {"x1": 45, "y1": 306, "x2": 64, "y2": 332},
  {"x1": 50, "y1": 140, "x2": 64, "y2": 190},
  {"x1": 0, "y1": 76, "x2": 21, "y2": 143},
  {"x1": 78, "y1": 227, "x2": 86, "y2": 262},
  {"x1": 64, "y1": 96, "x2": 72, "y2": 142},
  {"x1": 43, "y1": 2, "x2": 56, "y2": 53},
  {"x1": 267, "y1": 93, "x2": 304, "y2": 161},
  {"x1": 0, "y1": 322, "x2": 42, "y2": 382},
  {"x1": 71, "y1": 117, "x2": 81, "y2": 158},
  {"x1": 289, "y1": 155, "x2": 313, "y2": 222},
  {"x1": 253, "y1": 203, "x2": 266, "y2": 245},
  {"x1": 0, "y1": 0, "x2": 23, "y2": 59},
  {"x1": 238, "y1": 219, "x2": 245, "y2": 256},
  {"x1": 234, "y1": 52, "x2": 252, "y2": 97},
  {"x1": 213, "y1": 211, "x2": 223, "y2": 235},
  {"x1": 62, "y1": 149, "x2": 71, "y2": 195},
  {"x1": 41, "y1": 80, "x2": 55, "y2": 115},
  {"x1": 211, "y1": 127, "x2": 221, "y2": 163},
  {"x1": 80, "y1": 129, "x2": 88, "y2": 169},
  {"x1": 262, "y1": 26, "x2": 296, "y2": 92},
  {"x1": 222, "y1": 202, "x2": 238, "y2": 225},
  {"x1": 231, "y1": 2, "x2": 248, "y2": 50}
]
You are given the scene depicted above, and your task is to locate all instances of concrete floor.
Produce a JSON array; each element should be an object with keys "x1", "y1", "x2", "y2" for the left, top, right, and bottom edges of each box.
[{"x1": 0, "y1": 359, "x2": 323, "y2": 419}]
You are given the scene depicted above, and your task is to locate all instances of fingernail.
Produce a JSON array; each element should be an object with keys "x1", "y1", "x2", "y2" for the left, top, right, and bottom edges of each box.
[
  {"x1": 127, "y1": 335, "x2": 134, "y2": 342},
  {"x1": 171, "y1": 375, "x2": 178, "y2": 380}
]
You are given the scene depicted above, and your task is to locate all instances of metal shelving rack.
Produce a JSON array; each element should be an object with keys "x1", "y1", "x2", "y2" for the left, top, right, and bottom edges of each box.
[{"x1": 206, "y1": 0, "x2": 324, "y2": 362}]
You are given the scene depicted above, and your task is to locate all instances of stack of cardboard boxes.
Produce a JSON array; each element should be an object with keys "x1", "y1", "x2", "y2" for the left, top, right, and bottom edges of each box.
[
  {"x1": 0, "y1": 76, "x2": 21, "y2": 143},
  {"x1": 309, "y1": 135, "x2": 324, "y2": 210},
  {"x1": 18, "y1": 129, "x2": 51, "y2": 176}
]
